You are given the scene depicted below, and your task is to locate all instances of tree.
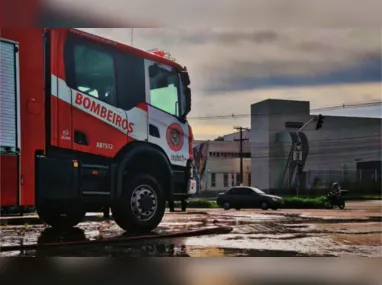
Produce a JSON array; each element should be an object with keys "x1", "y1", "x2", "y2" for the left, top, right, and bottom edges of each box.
[{"x1": 214, "y1": 136, "x2": 224, "y2": 141}]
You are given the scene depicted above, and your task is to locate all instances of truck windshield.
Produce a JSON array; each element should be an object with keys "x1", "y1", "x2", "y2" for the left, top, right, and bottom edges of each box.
[{"x1": 149, "y1": 63, "x2": 186, "y2": 117}]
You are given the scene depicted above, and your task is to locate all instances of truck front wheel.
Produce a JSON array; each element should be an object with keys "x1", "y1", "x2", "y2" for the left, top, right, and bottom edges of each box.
[
  {"x1": 36, "y1": 204, "x2": 85, "y2": 230},
  {"x1": 112, "y1": 174, "x2": 166, "y2": 233}
]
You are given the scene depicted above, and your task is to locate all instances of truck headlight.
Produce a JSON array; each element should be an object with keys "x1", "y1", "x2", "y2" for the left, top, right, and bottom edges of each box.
[{"x1": 272, "y1": 198, "x2": 278, "y2": 201}]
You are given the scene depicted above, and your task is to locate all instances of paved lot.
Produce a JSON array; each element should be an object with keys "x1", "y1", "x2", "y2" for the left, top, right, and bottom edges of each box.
[{"x1": 0, "y1": 201, "x2": 381, "y2": 256}]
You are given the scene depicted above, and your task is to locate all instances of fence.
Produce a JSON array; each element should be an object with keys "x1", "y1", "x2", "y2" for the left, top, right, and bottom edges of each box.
[
  {"x1": 306, "y1": 169, "x2": 380, "y2": 187},
  {"x1": 269, "y1": 168, "x2": 380, "y2": 195},
  {"x1": 198, "y1": 168, "x2": 380, "y2": 195}
]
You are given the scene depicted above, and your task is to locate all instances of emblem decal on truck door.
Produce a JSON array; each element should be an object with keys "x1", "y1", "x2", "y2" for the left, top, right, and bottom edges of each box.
[
  {"x1": 166, "y1": 123, "x2": 184, "y2": 151},
  {"x1": 61, "y1": 129, "x2": 71, "y2": 141}
]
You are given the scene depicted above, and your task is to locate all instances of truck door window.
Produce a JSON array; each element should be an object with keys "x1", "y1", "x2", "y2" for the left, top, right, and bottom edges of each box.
[
  {"x1": 148, "y1": 63, "x2": 180, "y2": 116},
  {"x1": 65, "y1": 37, "x2": 117, "y2": 107}
]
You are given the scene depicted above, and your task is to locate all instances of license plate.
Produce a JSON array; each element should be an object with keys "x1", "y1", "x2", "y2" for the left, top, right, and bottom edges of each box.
[{"x1": 187, "y1": 179, "x2": 197, "y2": 194}]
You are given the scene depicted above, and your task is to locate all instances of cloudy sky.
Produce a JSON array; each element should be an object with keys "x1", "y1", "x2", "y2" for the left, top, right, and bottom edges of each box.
[{"x1": 82, "y1": 27, "x2": 381, "y2": 140}]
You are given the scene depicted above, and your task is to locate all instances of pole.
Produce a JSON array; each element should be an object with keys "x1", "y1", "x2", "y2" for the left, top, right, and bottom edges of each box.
[
  {"x1": 293, "y1": 116, "x2": 317, "y2": 197},
  {"x1": 234, "y1": 126, "x2": 249, "y2": 185},
  {"x1": 240, "y1": 128, "x2": 243, "y2": 184},
  {"x1": 294, "y1": 134, "x2": 302, "y2": 197},
  {"x1": 298, "y1": 117, "x2": 315, "y2": 132}
]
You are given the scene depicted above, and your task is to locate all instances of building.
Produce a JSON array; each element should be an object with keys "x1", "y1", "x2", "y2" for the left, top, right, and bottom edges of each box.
[
  {"x1": 250, "y1": 99, "x2": 381, "y2": 193},
  {"x1": 193, "y1": 99, "x2": 381, "y2": 194},
  {"x1": 193, "y1": 140, "x2": 251, "y2": 193}
]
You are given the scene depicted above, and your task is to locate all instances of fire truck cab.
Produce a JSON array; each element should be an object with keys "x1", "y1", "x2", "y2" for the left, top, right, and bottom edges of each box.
[{"x1": 0, "y1": 28, "x2": 196, "y2": 232}]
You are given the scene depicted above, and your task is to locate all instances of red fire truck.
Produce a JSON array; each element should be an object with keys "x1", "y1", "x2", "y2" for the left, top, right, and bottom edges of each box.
[{"x1": 0, "y1": 28, "x2": 196, "y2": 232}]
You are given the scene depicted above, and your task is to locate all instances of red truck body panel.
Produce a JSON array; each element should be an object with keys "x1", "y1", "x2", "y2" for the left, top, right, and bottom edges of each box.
[
  {"x1": 0, "y1": 155, "x2": 18, "y2": 206},
  {"x1": 1, "y1": 28, "x2": 45, "y2": 206}
]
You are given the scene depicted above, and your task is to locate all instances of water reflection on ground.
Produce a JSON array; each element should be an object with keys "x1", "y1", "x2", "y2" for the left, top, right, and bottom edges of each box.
[{"x1": 1, "y1": 202, "x2": 381, "y2": 257}]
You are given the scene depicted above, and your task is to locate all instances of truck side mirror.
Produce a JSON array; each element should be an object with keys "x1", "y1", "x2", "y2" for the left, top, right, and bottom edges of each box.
[
  {"x1": 180, "y1": 71, "x2": 190, "y2": 86},
  {"x1": 182, "y1": 86, "x2": 191, "y2": 119}
]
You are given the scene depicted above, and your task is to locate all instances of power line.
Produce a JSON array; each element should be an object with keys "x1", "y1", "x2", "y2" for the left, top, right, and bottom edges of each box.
[
  {"x1": 206, "y1": 134, "x2": 381, "y2": 146},
  {"x1": 189, "y1": 100, "x2": 382, "y2": 120}
]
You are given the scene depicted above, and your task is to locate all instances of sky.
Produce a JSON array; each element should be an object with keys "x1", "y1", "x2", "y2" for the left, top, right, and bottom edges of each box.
[{"x1": 81, "y1": 27, "x2": 382, "y2": 140}]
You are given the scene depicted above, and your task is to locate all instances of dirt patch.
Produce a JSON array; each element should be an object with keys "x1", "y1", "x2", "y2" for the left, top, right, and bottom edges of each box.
[
  {"x1": 315, "y1": 222, "x2": 382, "y2": 232},
  {"x1": 331, "y1": 233, "x2": 382, "y2": 246}
]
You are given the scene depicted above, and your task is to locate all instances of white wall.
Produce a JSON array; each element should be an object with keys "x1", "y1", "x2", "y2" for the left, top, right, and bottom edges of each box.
[{"x1": 203, "y1": 157, "x2": 251, "y2": 191}]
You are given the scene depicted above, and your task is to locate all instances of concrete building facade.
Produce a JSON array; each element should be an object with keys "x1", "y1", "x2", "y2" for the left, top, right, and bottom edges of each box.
[{"x1": 250, "y1": 99, "x2": 381, "y2": 192}]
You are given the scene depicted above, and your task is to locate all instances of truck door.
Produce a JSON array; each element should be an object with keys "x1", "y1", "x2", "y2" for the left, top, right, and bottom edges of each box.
[
  {"x1": 145, "y1": 60, "x2": 190, "y2": 167},
  {"x1": 0, "y1": 39, "x2": 21, "y2": 207},
  {"x1": 50, "y1": 29, "x2": 73, "y2": 150},
  {"x1": 63, "y1": 31, "x2": 128, "y2": 157}
]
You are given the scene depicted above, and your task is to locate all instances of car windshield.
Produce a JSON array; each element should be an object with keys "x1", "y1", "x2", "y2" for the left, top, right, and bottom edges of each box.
[{"x1": 250, "y1": 187, "x2": 265, "y2": 194}]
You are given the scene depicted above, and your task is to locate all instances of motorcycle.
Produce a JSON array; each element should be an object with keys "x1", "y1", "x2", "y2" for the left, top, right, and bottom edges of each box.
[{"x1": 323, "y1": 191, "x2": 346, "y2": 209}]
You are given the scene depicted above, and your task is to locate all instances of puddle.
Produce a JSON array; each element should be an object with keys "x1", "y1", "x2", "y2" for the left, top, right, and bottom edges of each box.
[{"x1": 1, "y1": 207, "x2": 381, "y2": 257}]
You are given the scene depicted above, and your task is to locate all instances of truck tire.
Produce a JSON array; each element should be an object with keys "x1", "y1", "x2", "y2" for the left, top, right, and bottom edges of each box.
[
  {"x1": 112, "y1": 174, "x2": 166, "y2": 233},
  {"x1": 37, "y1": 204, "x2": 85, "y2": 230}
]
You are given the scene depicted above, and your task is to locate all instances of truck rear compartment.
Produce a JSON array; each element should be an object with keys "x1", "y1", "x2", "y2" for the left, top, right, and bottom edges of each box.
[{"x1": 0, "y1": 38, "x2": 20, "y2": 207}]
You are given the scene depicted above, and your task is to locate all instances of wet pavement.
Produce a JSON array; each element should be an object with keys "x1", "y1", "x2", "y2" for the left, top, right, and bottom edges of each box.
[{"x1": 0, "y1": 201, "x2": 381, "y2": 257}]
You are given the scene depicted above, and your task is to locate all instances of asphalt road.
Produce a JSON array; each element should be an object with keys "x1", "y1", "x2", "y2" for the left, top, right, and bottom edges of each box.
[{"x1": 0, "y1": 201, "x2": 381, "y2": 257}]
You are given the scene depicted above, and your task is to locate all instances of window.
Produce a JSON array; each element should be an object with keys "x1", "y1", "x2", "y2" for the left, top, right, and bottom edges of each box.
[
  {"x1": 227, "y1": 188, "x2": 239, "y2": 195},
  {"x1": 231, "y1": 174, "x2": 235, "y2": 187},
  {"x1": 211, "y1": 173, "x2": 216, "y2": 187},
  {"x1": 243, "y1": 152, "x2": 251, "y2": 158},
  {"x1": 223, "y1": 174, "x2": 228, "y2": 187},
  {"x1": 67, "y1": 39, "x2": 117, "y2": 106},
  {"x1": 236, "y1": 173, "x2": 240, "y2": 185},
  {"x1": 148, "y1": 63, "x2": 181, "y2": 116},
  {"x1": 226, "y1": 188, "x2": 234, "y2": 195},
  {"x1": 236, "y1": 188, "x2": 253, "y2": 195}
]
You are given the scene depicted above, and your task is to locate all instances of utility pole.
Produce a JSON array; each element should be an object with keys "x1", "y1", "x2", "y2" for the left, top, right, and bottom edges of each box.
[
  {"x1": 234, "y1": 126, "x2": 249, "y2": 185},
  {"x1": 293, "y1": 141, "x2": 303, "y2": 197},
  {"x1": 293, "y1": 114, "x2": 325, "y2": 196}
]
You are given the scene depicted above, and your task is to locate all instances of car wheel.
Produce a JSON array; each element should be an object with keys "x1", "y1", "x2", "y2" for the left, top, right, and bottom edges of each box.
[
  {"x1": 222, "y1": 202, "x2": 230, "y2": 210},
  {"x1": 112, "y1": 174, "x2": 166, "y2": 233},
  {"x1": 260, "y1": 201, "x2": 269, "y2": 210}
]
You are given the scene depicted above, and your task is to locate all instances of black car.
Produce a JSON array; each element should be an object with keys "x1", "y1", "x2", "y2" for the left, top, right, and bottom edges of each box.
[{"x1": 216, "y1": 186, "x2": 283, "y2": 210}]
